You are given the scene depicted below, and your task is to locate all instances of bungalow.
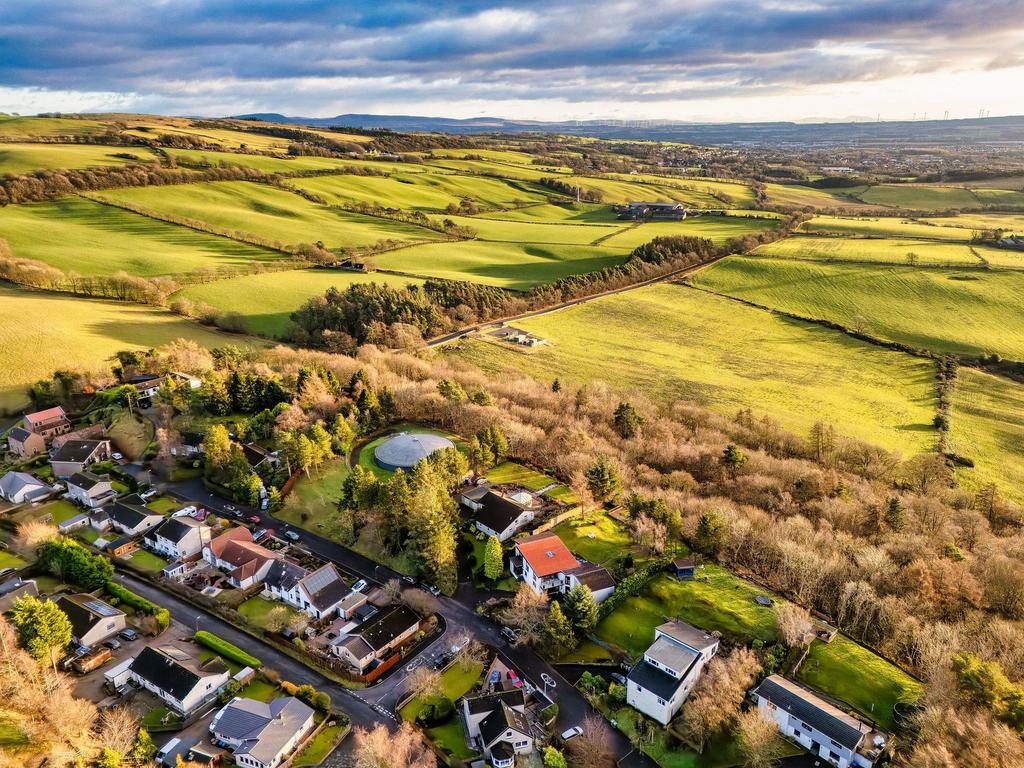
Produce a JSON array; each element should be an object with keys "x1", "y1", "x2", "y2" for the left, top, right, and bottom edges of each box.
[
  {"x1": 171, "y1": 431, "x2": 205, "y2": 459},
  {"x1": 129, "y1": 374, "x2": 162, "y2": 403},
  {"x1": 264, "y1": 561, "x2": 348, "y2": 620},
  {"x1": 66, "y1": 471, "x2": 116, "y2": 508},
  {"x1": 109, "y1": 495, "x2": 164, "y2": 536},
  {"x1": 511, "y1": 532, "x2": 615, "y2": 602},
  {"x1": 170, "y1": 371, "x2": 204, "y2": 390},
  {"x1": 144, "y1": 517, "x2": 212, "y2": 561},
  {"x1": 467, "y1": 490, "x2": 535, "y2": 543},
  {"x1": 671, "y1": 557, "x2": 696, "y2": 580},
  {"x1": 203, "y1": 527, "x2": 282, "y2": 589},
  {"x1": 242, "y1": 443, "x2": 280, "y2": 472},
  {"x1": 0, "y1": 471, "x2": 51, "y2": 504},
  {"x1": 58, "y1": 512, "x2": 91, "y2": 533},
  {"x1": 0, "y1": 577, "x2": 38, "y2": 613},
  {"x1": 626, "y1": 620, "x2": 719, "y2": 725},
  {"x1": 55, "y1": 593, "x2": 126, "y2": 647},
  {"x1": 330, "y1": 604, "x2": 421, "y2": 674},
  {"x1": 7, "y1": 427, "x2": 45, "y2": 458},
  {"x1": 461, "y1": 688, "x2": 533, "y2": 768},
  {"x1": 51, "y1": 439, "x2": 111, "y2": 478},
  {"x1": 209, "y1": 696, "x2": 315, "y2": 768},
  {"x1": 751, "y1": 675, "x2": 890, "y2": 768},
  {"x1": 23, "y1": 406, "x2": 71, "y2": 440},
  {"x1": 127, "y1": 643, "x2": 231, "y2": 715}
]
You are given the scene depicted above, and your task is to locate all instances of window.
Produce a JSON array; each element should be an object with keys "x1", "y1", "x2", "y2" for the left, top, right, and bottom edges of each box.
[
  {"x1": 515, "y1": 741, "x2": 528, "y2": 748},
  {"x1": 656, "y1": 697, "x2": 666, "y2": 705},
  {"x1": 830, "y1": 740, "x2": 841, "y2": 748}
]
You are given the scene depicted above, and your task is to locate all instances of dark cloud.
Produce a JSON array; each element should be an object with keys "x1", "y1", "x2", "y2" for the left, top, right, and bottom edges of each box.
[{"x1": 0, "y1": 0, "x2": 1021, "y2": 115}]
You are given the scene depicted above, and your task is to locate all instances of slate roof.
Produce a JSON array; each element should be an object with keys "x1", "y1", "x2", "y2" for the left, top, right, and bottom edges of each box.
[
  {"x1": 460, "y1": 485, "x2": 490, "y2": 503},
  {"x1": 479, "y1": 702, "x2": 531, "y2": 749},
  {"x1": 180, "y1": 431, "x2": 205, "y2": 447},
  {"x1": 52, "y1": 439, "x2": 105, "y2": 464},
  {"x1": 339, "y1": 635, "x2": 374, "y2": 660},
  {"x1": 8, "y1": 427, "x2": 33, "y2": 443},
  {"x1": 655, "y1": 620, "x2": 718, "y2": 652},
  {"x1": 347, "y1": 604, "x2": 420, "y2": 652},
  {"x1": 753, "y1": 676, "x2": 870, "y2": 751},
  {"x1": 0, "y1": 578, "x2": 37, "y2": 612},
  {"x1": 145, "y1": 516, "x2": 201, "y2": 545},
  {"x1": 110, "y1": 498, "x2": 159, "y2": 530},
  {"x1": 563, "y1": 561, "x2": 615, "y2": 592},
  {"x1": 129, "y1": 645, "x2": 227, "y2": 702},
  {"x1": 56, "y1": 593, "x2": 124, "y2": 641},
  {"x1": 264, "y1": 559, "x2": 308, "y2": 591},
  {"x1": 476, "y1": 491, "x2": 528, "y2": 534},
  {"x1": 627, "y1": 658, "x2": 685, "y2": 700},
  {"x1": 515, "y1": 533, "x2": 578, "y2": 578},
  {"x1": 464, "y1": 688, "x2": 526, "y2": 715},
  {"x1": 242, "y1": 443, "x2": 276, "y2": 468},
  {"x1": 645, "y1": 636, "x2": 699, "y2": 676},
  {"x1": 68, "y1": 471, "x2": 108, "y2": 491},
  {"x1": 0, "y1": 471, "x2": 48, "y2": 500},
  {"x1": 211, "y1": 696, "x2": 313, "y2": 766},
  {"x1": 300, "y1": 564, "x2": 348, "y2": 611}
]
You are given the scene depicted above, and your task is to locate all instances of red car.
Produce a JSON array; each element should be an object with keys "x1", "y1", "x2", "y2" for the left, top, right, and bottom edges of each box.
[
  {"x1": 507, "y1": 670, "x2": 522, "y2": 689},
  {"x1": 247, "y1": 515, "x2": 261, "y2": 524}
]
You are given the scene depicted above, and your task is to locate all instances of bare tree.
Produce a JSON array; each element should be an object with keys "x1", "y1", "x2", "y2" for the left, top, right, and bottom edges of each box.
[
  {"x1": 679, "y1": 649, "x2": 762, "y2": 752},
  {"x1": 775, "y1": 602, "x2": 813, "y2": 647},
  {"x1": 567, "y1": 714, "x2": 615, "y2": 768},
  {"x1": 352, "y1": 721, "x2": 435, "y2": 768},
  {"x1": 499, "y1": 583, "x2": 549, "y2": 645},
  {"x1": 736, "y1": 709, "x2": 788, "y2": 768},
  {"x1": 404, "y1": 666, "x2": 441, "y2": 699},
  {"x1": 402, "y1": 588, "x2": 438, "y2": 616},
  {"x1": 382, "y1": 578, "x2": 402, "y2": 602},
  {"x1": 12, "y1": 520, "x2": 57, "y2": 557}
]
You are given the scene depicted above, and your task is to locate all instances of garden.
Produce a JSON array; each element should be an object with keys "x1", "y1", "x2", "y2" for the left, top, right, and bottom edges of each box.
[{"x1": 399, "y1": 658, "x2": 485, "y2": 760}]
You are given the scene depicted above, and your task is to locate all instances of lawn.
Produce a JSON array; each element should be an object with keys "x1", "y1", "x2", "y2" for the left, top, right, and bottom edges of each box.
[
  {"x1": 799, "y1": 215, "x2": 974, "y2": 242},
  {"x1": 453, "y1": 283, "x2": 938, "y2": 456},
  {"x1": 175, "y1": 269, "x2": 424, "y2": 338},
  {"x1": 275, "y1": 458, "x2": 351, "y2": 526},
  {"x1": 0, "y1": 551, "x2": 27, "y2": 571},
  {"x1": 373, "y1": 240, "x2": 630, "y2": 291},
  {"x1": 76, "y1": 528, "x2": 101, "y2": 545},
  {"x1": 485, "y1": 461, "x2": 555, "y2": 490},
  {"x1": 0, "y1": 143, "x2": 160, "y2": 175},
  {"x1": 0, "y1": 284, "x2": 265, "y2": 413},
  {"x1": 753, "y1": 235, "x2": 988, "y2": 268},
  {"x1": 141, "y1": 706, "x2": 181, "y2": 730},
  {"x1": 0, "y1": 114, "x2": 111, "y2": 138},
  {"x1": 598, "y1": 215, "x2": 777, "y2": 250},
  {"x1": 948, "y1": 368, "x2": 1024, "y2": 504},
  {"x1": 98, "y1": 181, "x2": 445, "y2": 251},
  {"x1": 796, "y1": 635, "x2": 922, "y2": 730},
  {"x1": 146, "y1": 496, "x2": 181, "y2": 514},
  {"x1": 107, "y1": 410, "x2": 154, "y2": 460},
  {"x1": 128, "y1": 549, "x2": 169, "y2": 572},
  {"x1": 399, "y1": 660, "x2": 484, "y2": 759},
  {"x1": 859, "y1": 184, "x2": 983, "y2": 211},
  {"x1": 239, "y1": 595, "x2": 304, "y2": 631},
  {"x1": 692, "y1": 256, "x2": 1024, "y2": 359},
  {"x1": 0, "y1": 196, "x2": 282, "y2": 277},
  {"x1": 426, "y1": 213, "x2": 624, "y2": 244},
  {"x1": 552, "y1": 511, "x2": 657, "y2": 568},
  {"x1": 594, "y1": 570, "x2": 780, "y2": 655},
  {"x1": 240, "y1": 677, "x2": 280, "y2": 704},
  {"x1": 37, "y1": 499, "x2": 83, "y2": 525},
  {"x1": 293, "y1": 723, "x2": 345, "y2": 766}
]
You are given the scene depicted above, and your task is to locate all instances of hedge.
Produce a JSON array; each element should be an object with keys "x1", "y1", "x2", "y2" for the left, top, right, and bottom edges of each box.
[
  {"x1": 597, "y1": 557, "x2": 669, "y2": 621},
  {"x1": 195, "y1": 630, "x2": 263, "y2": 669},
  {"x1": 106, "y1": 581, "x2": 170, "y2": 630}
]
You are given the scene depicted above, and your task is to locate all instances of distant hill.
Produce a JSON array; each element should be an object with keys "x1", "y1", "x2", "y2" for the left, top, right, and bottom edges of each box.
[{"x1": 232, "y1": 112, "x2": 1024, "y2": 146}]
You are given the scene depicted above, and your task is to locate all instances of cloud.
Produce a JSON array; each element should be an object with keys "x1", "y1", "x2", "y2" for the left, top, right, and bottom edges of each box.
[{"x1": 0, "y1": 0, "x2": 1022, "y2": 120}]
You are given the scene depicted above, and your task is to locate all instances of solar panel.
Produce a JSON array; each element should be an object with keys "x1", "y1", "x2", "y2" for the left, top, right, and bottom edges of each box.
[
  {"x1": 84, "y1": 599, "x2": 120, "y2": 617},
  {"x1": 303, "y1": 566, "x2": 339, "y2": 594}
]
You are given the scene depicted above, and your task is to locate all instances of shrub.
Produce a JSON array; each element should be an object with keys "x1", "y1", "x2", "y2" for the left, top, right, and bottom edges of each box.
[
  {"x1": 578, "y1": 671, "x2": 605, "y2": 695},
  {"x1": 608, "y1": 682, "x2": 626, "y2": 706},
  {"x1": 194, "y1": 630, "x2": 263, "y2": 669},
  {"x1": 261, "y1": 668, "x2": 281, "y2": 685},
  {"x1": 313, "y1": 691, "x2": 332, "y2": 712},
  {"x1": 281, "y1": 681, "x2": 299, "y2": 696},
  {"x1": 106, "y1": 583, "x2": 170, "y2": 630},
  {"x1": 416, "y1": 696, "x2": 454, "y2": 727},
  {"x1": 539, "y1": 704, "x2": 559, "y2": 724}
]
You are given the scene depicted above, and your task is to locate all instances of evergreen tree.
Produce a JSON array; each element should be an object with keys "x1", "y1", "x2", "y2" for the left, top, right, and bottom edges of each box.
[
  {"x1": 885, "y1": 497, "x2": 906, "y2": 532},
  {"x1": 9, "y1": 594, "x2": 73, "y2": 668},
  {"x1": 721, "y1": 444, "x2": 748, "y2": 479},
  {"x1": 543, "y1": 601, "x2": 577, "y2": 657},
  {"x1": 694, "y1": 510, "x2": 728, "y2": 557},
  {"x1": 437, "y1": 378, "x2": 468, "y2": 401},
  {"x1": 551, "y1": 379, "x2": 561, "y2": 393},
  {"x1": 483, "y1": 535, "x2": 504, "y2": 581},
  {"x1": 613, "y1": 401, "x2": 644, "y2": 439},
  {"x1": 562, "y1": 583, "x2": 599, "y2": 636},
  {"x1": 484, "y1": 425, "x2": 509, "y2": 464},
  {"x1": 585, "y1": 455, "x2": 622, "y2": 504},
  {"x1": 330, "y1": 414, "x2": 356, "y2": 454}
]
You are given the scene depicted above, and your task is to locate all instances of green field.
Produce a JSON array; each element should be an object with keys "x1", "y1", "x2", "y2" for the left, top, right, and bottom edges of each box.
[
  {"x1": 484, "y1": 461, "x2": 555, "y2": 490},
  {"x1": 164, "y1": 147, "x2": 363, "y2": 173},
  {"x1": 754, "y1": 235, "x2": 990, "y2": 267},
  {"x1": 948, "y1": 369, "x2": 1024, "y2": 504},
  {"x1": 605, "y1": 174, "x2": 757, "y2": 207},
  {"x1": 486, "y1": 202, "x2": 622, "y2": 223},
  {"x1": 127, "y1": 549, "x2": 169, "y2": 572},
  {"x1": 454, "y1": 283, "x2": 938, "y2": 454},
  {"x1": 552, "y1": 511, "x2": 655, "y2": 568},
  {"x1": 693, "y1": 256, "x2": 1024, "y2": 359},
  {"x1": 797, "y1": 635, "x2": 922, "y2": 730},
  {"x1": 427, "y1": 213, "x2": 624, "y2": 244},
  {"x1": 560, "y1": 176, "x2": 723, "y2": 207},
  {"x1": 99, "y1": 181, "x2": 444, "y2": 250},
  {"x1": 765, "y1": 183, "x2": 872, "y2": 208},
  {"x1": 375, "y1": 240, "x2": 629, "y2": 290},
  {"x1": 0, "y1": 114, "x2": 111, "y2": 138},
  {"x1": 175, "y1": 269, "x2": 424, "y2": 338},
  {"x1": 0, "y1": 284, "x2": 264, "y2": 413},
  {"x1": 598, "y1": 215, "x2": 777, "y2": 250},
  {"x1": 0, "y1": 551, "x2": 27, "y2": 571},
  {"x1": 0, "y1": 196, "x2": 281, "y2": 276},
  {"x1": 399, "y1": 660, "x2": 483, "y2": 759},
  {"x1": 293, "y1": 172, "x2": 549, "y2": 211},
  {"x1": 927, "y1": 212, "x2": 1024, "y2": 231},
  {"x1": 423, "y1": 157, "x2": 562, "y2": 181},
  {"x1": 0, "y1": 143, "x2": 159, "y2": 175},
  {"x1": 800, "y1": 215, "x2": 974, "y2": 242},
  {"x1": 859, "y1": 185, "x2": 982, "y2": 211}
]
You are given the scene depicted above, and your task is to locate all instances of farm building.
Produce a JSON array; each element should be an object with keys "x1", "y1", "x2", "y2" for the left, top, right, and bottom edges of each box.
[
  {"x1": 616, "y1": 201, "x2": 687, "y2": 221},
  {"x1": 489, "y1": 326, "x2": 548, "y2": 347},
  {"x1": 373, "y1": 431, "x2": 455, "y2": 472}
]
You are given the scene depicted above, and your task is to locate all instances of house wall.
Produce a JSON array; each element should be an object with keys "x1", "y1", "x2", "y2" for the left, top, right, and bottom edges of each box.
[
  {"x1": 51, "y1": 460, "x2": 87, "y2": 478},
  {"x1": 9, "y1": 433, "x2": 45, "y2": 457},
  {"x1": 481, "y1": 510, "x2": 534, "y2": 543},
  {"x1": 68, "y1": 482, "x2": 113, "y2": 508},
  {"x1": 756, "y1": 697, "x2": 856, "y2": 768},
  {"x1": 80, "y1": 612, "x2": 126, "y2": 647}
]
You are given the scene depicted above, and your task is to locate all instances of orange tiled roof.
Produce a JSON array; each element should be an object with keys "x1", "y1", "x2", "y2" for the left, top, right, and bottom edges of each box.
[
  {"x1": 208, "y1": 526, "x2": 254, "y2": 559},
  {"x1": 515, "y1": 533, "x2": 578, "y2": 577}
]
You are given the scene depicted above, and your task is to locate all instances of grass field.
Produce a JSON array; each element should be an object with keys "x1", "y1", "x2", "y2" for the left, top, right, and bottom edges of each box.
[
  {"x1": 0, "y1": 196, "x2": 281, "y2": 276},
  {"x1": 764, "y1": 183, "x2": 872, "y2": 208},
  {"x1": 99, "y1": 181, "x2": 444, "y2": 250},
  {"x1": 427, "y1": 213, "x2": 624, "y2": 244},
  {"x1": 0, "y1": 551, "x2": 27, "y2": 571},
  {"x1": 0, "y1": 284, "x2": 264, "y2": 413},
  {"x1": 292, "y1": 172, "x2": 549, "y2": 211},
  {"x1": 927, "y1": 212, "x2": 1024, "y2": 231},
  {"x1": 693, "y1": 256, "x2": 1024, "y2": 359},
  {"x1": 799, "y1": 215, "x2": 975, "y2": 242},
  {"x1": 453, "y1": 283, "x2": 938, "y2": 455},
  {"x1": 796, "y1": 635, "x2": 922, "y2": 730},
  {"x1": 859, "y1": 185, "x2": 982, "y2": 210},
  {"x1": 605, "y1": 174, "x2": 758, "y2": 207},
  {"x1": 487, "y1": 202, "x2": 622, "y2": 223},
  {"x1": 399, "y1": 660, "x2": 483, "y2": 759},
  {"x1": 0, "y1": 114, "x2": 111, "y2": 138},
  {"x1": 552, "y1": 511, "x2": 656, "y2": 568},
  {"x1": 484, "y1": 461, "x2": 555, "y2": 490},
  {"x1": 754, "y1": 235, "x2": 990, "y2": 267},
  {"x1": 0, "y1": 143, "x2": 159, "y2": 174},
  {"x1": 422, "y1": 157, "x2": 562, "y2": 181},
  {"x1": 374, "y1": 240, "x2": 629, "y2": 290},
  {"x1": 281, "y1": 459, "x2": 352, "y2": 523},
  {"x1": 164, "y1": 147, "x2": 363, "y2": 173},
  {"x1": 175, "y1": 269, "x2": 424, "y2": 338},
  {"x1": 356, "y1": 424, "x2": 464, "y2": 479},
  {"x1": 561, "y1": 176, "x2": 724, "y2": 207},
  {"x1": 107, "y1": 410, "x2": 155, "y2": 460},
  {"x1": 293, "y1": 723, "x2": 345, "y2": 766},
  {"x1": 239, "y1": 596, "x2": 304, "y2": 630},
  {"x1": 598, "y1": 215, "x2": 777, "y2": 250},
  {"x1": 948, "y1": 369, "x2": 1024, "y2": 504}
]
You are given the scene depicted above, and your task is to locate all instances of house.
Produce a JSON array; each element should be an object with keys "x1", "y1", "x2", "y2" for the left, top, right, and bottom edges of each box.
[
  {"x1": 264, "y1": 561, "x2": 348, "y2": 620},
  {"x1": 617, "y1": 201, "x2": 687, "y2": 221},
  {"x1": 127, "y1": 643, "x2": 231, "y2": 715},
  {"x1": 0, "y1": 577, "x2": 38, "y2": 612},
  {"x1": 7, "y1": 427, "x2": 45, "y2": 458},
  {"x1": 58, "y1": 512, "x2": 91, "y2": 533},
  {"x1": 90, "y1": 508, "x2": 112, "y2": 531},
  {"x1": 0, "y1": 471, "x2": 51, "y2": 504},
  {"x1": 52, "y1": 423, "x2": 105, "y2": 450},
  {"x1": 209, "y1": 696, "x2": 315, "y2": 768},
  {"x1": 55, "y1": 593, "x2": 126, "y2": 647},
  {"x1": 109, "y1": 495, "x2": 164, "y2": 536},
  {"x1": 671, "y1": 557, "x2": 696, "y2": 580},
  {"x1": 511, "y1": 532, "x2": 615, "y2": 602},
  {"x1": 468, "y1": 490, "x2": 535, "y2": 543},
  {"x1": 488, "y1": 326, "x2": 547, "y2": 347},
  {"x1": 203, "y1": 527, "x2": 282, "y2": 589},
  {"x1": 626, "y1": 620, "x2": 719, "y2": 725},
  {"x1": 66, "y1": 471, "x2": 116, "y2": 508},
  {"x1": 330, "y1": 604, "x2": 421, "y2": 673},
  {"x1": 50, "y1": 439, "x2": 110, "y2": 478},
  {"x1": 129, "y1": 374, "x2": 162, "y2": 403},
  {"x1": 23, "y1": 406, "x2": 71, "y2": 440},
  {"x1": 171, "y1": 431, "x2": 205, "y2": 458},
  {"x1": 461, "y1": 688, "x2": 533, "y2": 767},
  {"x1": 751, "y1": 675, "x2": 890, "y2": 768},
  {"x1": 144, "y1": 517, "x2": 212, "y2": 561},
  {"x1": 335, "y1": 589, "x2": 369, "y2": 620},
  {"x1": 242, "y1": 443, "x2": 280, "y2": 472},
  {"x1": 170, "y1": 371, "x2": 204, "y2": 390}
]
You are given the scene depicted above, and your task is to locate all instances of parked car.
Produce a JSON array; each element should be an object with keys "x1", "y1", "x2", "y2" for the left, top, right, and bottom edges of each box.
[
  {"x1": 247, "y1": 515, "x2": 261, "y2": 524},
  {"x1": 103, "y1": 638, "x2": 121, "y2": 651},
  {"x1": 351, "y1": 579, "x2": 367, "y2": 593},
  {"x1": 424, "y1": 583, "x2": 441, "y2": 596},
  {"x1": 401, "y1": 575, "x2": 415, "y2": 584},
  {"x1": 284, "y1": 530, "x2": 300, "y2": 542},
  {"x1": 611, "y1": 672, "x2": 627, "y2": 686},
  {"x1": 138, "y1": 488, "x2": 158, "y2": 501},
  {"x1": 111, "y1": 452, "x2": 123, "y2": 461},
  {"x1": 224, "y1": 504, "x2": 238, "y2": 514},
  {"x1": 117, "y1": 628, "x2": 138, "y2": 642},
  {"x1": 507, "y1": 670, "x2": 522, "y2": 689},
  {"x1": 489, "y1": 670, "x2": 501, "y2": 686},
  {"x1": 499, "y1": 627, "x2": 518, "y2": 644},
  {"x1": 253, "y1": 528, "x2": 268, "y2": 541},
  {"x1": 561, "y1": 726, "x2": 583, "y2": 741}
]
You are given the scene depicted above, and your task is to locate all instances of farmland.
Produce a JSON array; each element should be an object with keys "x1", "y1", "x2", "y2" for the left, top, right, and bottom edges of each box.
[
  {"x1": 753, "y1": 234, "x2": 992, "y2": 267},
  {"x1": 0, "y1": 143, "x2": 160, "y2": 174},
  {"x1": 799, "y1": 215, "x2": 974, "y2": 241},
  {"x1": 174, "y1": 269, "x2": 424, "y2": 338},
  {"x1": 454, "y1": 283, "x2": 939, "y2": 454},
  {"x1": 164, "y1": 147, "x2": 362, "y2": 173},
  {"x1": 692, "y1": 256, "x2": 1024, "y2": 359},
  {"x1": 859, "y1": 184, "x2": 983, "y2": 210},
  {"x1": 426, "y1": 213, "x2": 624, "y2": 243},
  {"x1": 597, "y1": 215, "x2": 778, "y2": 249}
]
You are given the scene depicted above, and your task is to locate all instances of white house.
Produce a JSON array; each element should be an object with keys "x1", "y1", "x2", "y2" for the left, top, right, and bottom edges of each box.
[
  {"x1": 460, "y1": 688, "x2": 533, "y2": 768},
  {"x1": 626, "y1": 620, "x2": 719, "y2": 725},
  {"x1": 66, "y1": 471, "x2": 116, "y2": 508},
  {"x1": 109, "y1": 496, "x2": 164, "y2": 536},
  {"x1": 143, "y1": 516, "x2": 212, "y2": 561},
  {"x1": 127, "y1": 644, "x2": 231, "y2": 715},
  {"x1": 0, "y1": 471, "x2": 51, "y2": 504},
  {"x1": 209, "y1": 696, "x2": 315, "y2": 768},
  {"x1": 264, "y1": 561, "x2": 349, "y2": 620},
  {"x1": 465, "y1": 489, "x2": 535, "y2": 543},
  {"x1": 751, "y1": 675, "x2": 889, "y2": 768},
  {"x1": 55, "y1": 593, "x2": 126, "y2": 648},
  {"x1": 510, "y1": 532, "x2": 615, "y2": 603},
  {"x1": 330, "y1": 604, "x2": 421, "y2": 674},
  {"x1": 560, "y1": 561, "x2": 616, "y2": 604}
]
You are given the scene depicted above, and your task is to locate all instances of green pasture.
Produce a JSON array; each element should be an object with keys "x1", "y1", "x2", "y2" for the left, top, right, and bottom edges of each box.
[
  {"x1": 927, "y1": 212, "x2": 1024, "y2": 231},
  {"x1": 427, "y1": 213, "x2": 624, "y2": 244},
  {"x1": 561, "y1": 176, "x2": 722, "y2": 207},
  {"x1": 164, "y1": 147, "x2": 361, "y2": 173},
  {"x1": 374, "y1": 240, "x2": 629, "y2": 290},
  {"x1": 0, "y1": 283, "x2": 264, "y2": 413},
  {"x1": 764, "y1": 183, "x2": 872, "y2": 208},
  {"x1": 693, "y1": 256, "x2": 1024, "y2": 359},
  {"x1": 604, "y1": 173, "x2": 758, "y2": 207},
  {"x1": 598, "y1": 215, "x2": 777, "y2": 250},
  {"x1": 948, "y1": 368, "x2": 1024, "y2": 504},
  {"x1": 0, "y1": 114, "x2": 111, "y2": 138},
  {"x1": 175, "y1": 269, "x2": 424, "y2": 338},
  {"x1": 486, "y1": 202, "x2": 622, "y2": 223},
  {"x1": 98, "y1": 181, "x2": 444, "y2": 250},
  {"x1": 484, "y1": 461, "x2": 554, "y2": 490},
  {"x1": 454, "y1": 283, "x2": 938, "y2": 455},
  {"x1": 427, "y1": 148, "x2": 544, "y2": 165},
  {"x1": 799, "y1": 215, "x2": 974, "y2": 241},
  {"x1": 0, "y1": 196, "x2": 281, "y2": 277},
  {"x1": 422, "y1": 157, "x2": 562, "y2": 181},
  {"x1": 0, "y1": 143, "x2": 160, "y2": 175},
  {"x1": 859, "y1": 184, "x2": 981, "y2": 210},
  {"x1": 754, "y1": 234, "x2": 990, "y2": 267}
]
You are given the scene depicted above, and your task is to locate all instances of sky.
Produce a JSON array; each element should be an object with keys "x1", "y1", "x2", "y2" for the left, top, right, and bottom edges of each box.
[{"x1": 1, "y1": 0, "x2": 1023, "y2": 123}]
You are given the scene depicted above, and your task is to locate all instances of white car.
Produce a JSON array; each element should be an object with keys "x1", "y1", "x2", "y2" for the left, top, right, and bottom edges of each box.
[
  {"x1": 111, "y1": 452, "x2": 123, "y2": 461},
  {"x1": 561, "y1": 726, "x2": 583, "y2": 741},
  {"x1": 284, "y1": 530, "x2": 300, "y2": 542},
  {"x1": 351, "y1": 579, "x2": 367, "y2": 593}
]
